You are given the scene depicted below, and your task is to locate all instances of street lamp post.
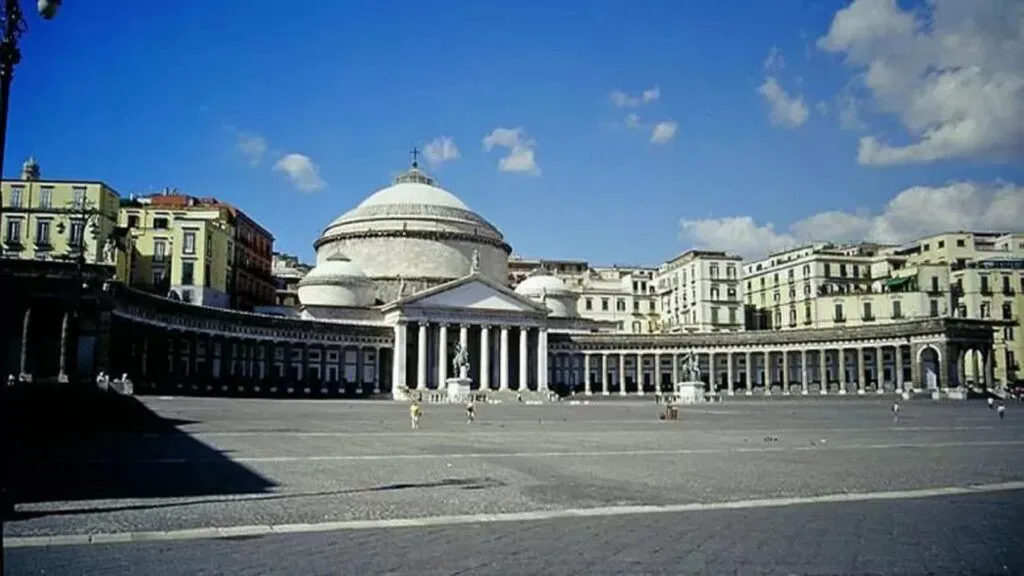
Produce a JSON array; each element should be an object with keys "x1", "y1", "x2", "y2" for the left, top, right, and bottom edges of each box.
[{"x1": 55, "y1": 197, "x2": 99, "y2": 384}]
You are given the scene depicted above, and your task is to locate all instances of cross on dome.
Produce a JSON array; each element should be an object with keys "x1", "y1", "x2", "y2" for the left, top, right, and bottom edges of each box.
[{"x1": 393, "y1": 148, "x2": 437, "y2": 186}]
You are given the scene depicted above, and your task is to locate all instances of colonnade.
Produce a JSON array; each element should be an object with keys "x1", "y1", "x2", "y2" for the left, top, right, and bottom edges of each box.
[
  {"x1": 549, "y1": 343, "x2": 998, "y2": 396},
  {"x1": 392, "y1": 321, "x2": 549, "y2": 392}
]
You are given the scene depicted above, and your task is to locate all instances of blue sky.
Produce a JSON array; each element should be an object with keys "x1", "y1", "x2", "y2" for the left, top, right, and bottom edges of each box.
[{"x1": 8, "y1": 0, "x2": 1023, "y2": 264}]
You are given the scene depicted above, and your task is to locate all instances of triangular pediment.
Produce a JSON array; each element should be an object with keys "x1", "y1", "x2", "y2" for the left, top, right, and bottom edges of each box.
[{"x1": 383, "y1": 274, "x2": 548, "y2": 314}]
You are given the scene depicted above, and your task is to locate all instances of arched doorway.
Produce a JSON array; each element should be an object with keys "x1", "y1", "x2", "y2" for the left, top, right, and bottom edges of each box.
[{"x1": 918, "y1": 346, "x2": 941, "y2": 390}]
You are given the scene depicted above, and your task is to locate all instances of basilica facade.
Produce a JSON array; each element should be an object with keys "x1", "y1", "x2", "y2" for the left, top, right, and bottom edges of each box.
[{"x1": 2, "y1": 163, "x2": 1002, "y2": 399}]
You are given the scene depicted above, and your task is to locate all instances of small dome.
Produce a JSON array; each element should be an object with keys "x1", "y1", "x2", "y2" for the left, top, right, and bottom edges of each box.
[
  {"x1": 297, "y1": 253, "x2": 375, "y2": 307},
  {"x1": 515, "y1": 273, "x2": 572, "y2": 296}
]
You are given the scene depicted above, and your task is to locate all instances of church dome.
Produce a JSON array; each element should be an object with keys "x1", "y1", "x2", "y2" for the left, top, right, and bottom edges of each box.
[
  {"x1": 515, "y1": 272, "x2": 578, "y2": 317},
  {"x1": 313, "y1": 160, "x2": 512, "y2": 303},
  {"x1": 297, "y1": 253, "x2": 375, "y2": 308}
]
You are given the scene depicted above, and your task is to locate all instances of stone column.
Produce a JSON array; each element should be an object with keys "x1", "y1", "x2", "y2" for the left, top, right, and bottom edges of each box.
[
  {"x1": 781, "y1": 350, "x2": 790, "y2": 394},
  {"x1": 956, "y1": 348, "x2": 966, "y2": 388},
  {"x1": 726, "y1": 352, "x2": 734, "y2": 395},
  {"x1": 838, "y1": 349, "x2": 849, "y2": 395},
  {"x1": 857, "y1": 348, "x2": 866, "y2": 394},
  {"x1": 745, "y1": 351, "x2": 753, "y2": 395},
  {"x1": 601, "y1": 353, "x2": 609, "y2": 395},
  {"x1": 708, "y1": 352, "x2": 716, "y2": 393},
  {"x1": 618, "y1": 353, "x2": 626, "y2": 396},
  {"x1": 58, "y1": 311, "x2": 71, "y2": 384},
  {"x1": 536, "y1": 328, "x2": 548, "y2": 392},
  {"x1": 875, "y1": 347, "x2": 885, "y2": 393},
  {"x1": 391, "y1": 322, "x2": 407, "y2": 392},
  {"x1": 800, "y1": 349, "x2": 809, "y2": 395},
  {"x1": 459, "y1": 324, "x2": 470, "y2": 380},
  {"x1": 672, "y1": 353, "x2": 679, "y2": 385},
  {"x1": 819, "y1": 349, "x2": 828, "y2": 394},
  {"x1": 518, "y1": 326, "x2": 529, "y2": 391},
  {"x1": 480, "y1": 325, "x2": 491, "y2": 390},
  {"x1": 499, "y1": 326, "x2": 510, "y2": 390},
  {"x1": 19, "y1": 307, "x2": 31, "y2": 382},
  {"x1": 584, "y1": 353, "x2": 592, "y2": 395},
  {"x1": 438, "y1": 323, "x2": 449, "y2": 385},
  {"x1": 896, "y1": 345, "x2": 905, "y2": 391},
  {"x1": 983, "y1": 348, "x2": 994, "y2": 388},
  {"x1": 416, "y1": 322, "x2": 428, "y2": 390},
  {"x1": 910, "y1": 345, "x2": 922, "y2": 391}
]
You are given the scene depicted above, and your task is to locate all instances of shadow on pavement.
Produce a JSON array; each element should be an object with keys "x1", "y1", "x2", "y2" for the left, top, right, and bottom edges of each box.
[
  {"x1": 2, "y1": 386, "x2": 278, "y2": 509},
  {"x1": 7, "y1": 477, "x2": 506, "y2": 521}
]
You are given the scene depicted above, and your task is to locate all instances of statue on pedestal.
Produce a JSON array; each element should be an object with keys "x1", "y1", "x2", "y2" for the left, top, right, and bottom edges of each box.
[
  {"x1": 452, "y1": 342, "x2": 471, "y2": 379},
  {"x1": 102, "y1": 238, "x2": 116, "y2": 264},
  {"x1": 680, "y1": 353, "x2": 700, "y2": 382}
]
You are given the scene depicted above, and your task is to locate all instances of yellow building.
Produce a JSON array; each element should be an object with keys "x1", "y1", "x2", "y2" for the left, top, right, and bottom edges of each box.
[
  {"x1": 1, "y1": 158, "x2": 131, "y2": 281},
  {"x1": 742, "y1": 232, "x2": 1024, "y2": 386},
  {"x1": 119, "y1": 193, "x2": 236, "y2": 308}
]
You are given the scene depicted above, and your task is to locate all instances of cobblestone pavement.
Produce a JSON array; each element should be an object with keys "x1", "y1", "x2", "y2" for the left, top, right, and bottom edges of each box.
[{"x1": 6, "y1": 397, "x2": 1024, "y2": 575}]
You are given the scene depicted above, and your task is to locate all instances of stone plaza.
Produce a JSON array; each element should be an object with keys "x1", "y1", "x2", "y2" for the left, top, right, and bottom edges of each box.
[{"x1": 6, "y1": 396, "x2": 1024, "y2": 574}]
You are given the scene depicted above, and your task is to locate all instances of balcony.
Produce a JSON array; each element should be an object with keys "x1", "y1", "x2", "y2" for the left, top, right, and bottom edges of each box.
[
  {"x1": 891, "y1": 313, "x2": 904, "y2": 320},
  {"x1": 980, "y1": 286, "x2": 993, "y2": 296},
  {"x1": 1003, "y1": 288, "x2": 1016, "y2": 296},
  {"x1": 862, "y1": 314, "x2": 876, "y2": 322},
  {"x1": 833, "y1": 316, "x2": 846, "y2": 323}
]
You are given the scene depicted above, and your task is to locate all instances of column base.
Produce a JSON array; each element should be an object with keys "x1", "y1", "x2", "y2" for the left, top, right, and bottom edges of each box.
[
  {"x1": 745, "y1": 390, "x2": 753, "y2": 396},
  {"x1": 857, "y1": 389, "x2": 865, "y2": 395},
  {"x1": 764, "y1": 390, "x2": 772, "y2": 396},
  {"x1": 801, "y1": 389, "x2": 808, "y2": 395},
  {"x1": 603, "y1": 390, "x2": 610, "y2": 396},
  {"x1": 17, "y1": 373, "x2": 32, "y2": 383},
  {"x1": 839, "y1": 388, "x2": 848, "y2": 395},
  {"x1": 585, "y1": 389, "x2": 593, "y2": 396},
  {"x1": 876, "y1": 388, "x2": 885, "y2": 395},
  {"x1": 819, "y1": 389, "x2": 828, "y2": 395},
  {"x1": 727, "y1": 389, "x2": 735, "y2": 396},
  {"x1": 57, "y1": 372, "x2": 69, "y2": 384}
]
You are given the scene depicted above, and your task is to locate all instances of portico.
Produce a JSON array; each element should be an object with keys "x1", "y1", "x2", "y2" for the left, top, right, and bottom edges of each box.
[{"x1": 382, "y1": 272, "x2": 554, "y2": 396}]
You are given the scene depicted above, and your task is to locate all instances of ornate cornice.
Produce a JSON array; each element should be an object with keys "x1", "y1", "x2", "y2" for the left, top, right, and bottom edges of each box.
[
  {"x1": 548, "y1": 318, "x2": 997, "y2": 351},
  {"x1": 314, "y1": 229, "x2": 513, "y2": 254}
]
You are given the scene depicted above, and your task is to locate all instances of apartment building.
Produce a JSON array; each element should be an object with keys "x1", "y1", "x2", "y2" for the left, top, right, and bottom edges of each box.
[
  {"x1": 508, "y1": 256, "x2": 659, "y2": 333},
  {"x1": 1, "y1": 158, "x2": 132, "y2": 281},
  {"x1": 655, "y1": 250, "x2": 744, "y2": 332},
  {"x1": 119, "y1": 190, "x2": 275, "y2": 310}
]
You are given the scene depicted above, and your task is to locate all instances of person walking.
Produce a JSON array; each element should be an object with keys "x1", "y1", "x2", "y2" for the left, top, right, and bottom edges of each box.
[
  {"x1": 988, "y1": 397, "x2": 995, "y2": 409},
  {"x1": 997, "y1": 402, "x2": 1006, "y2": 420},
  {"x1": 892, "y1": 399, "x2": 901, "y2": 423},
  {"x1": 465, "y1": 398, "x2": 476, "y2": 424},
  {"x1": 410, "y1": 400, "x2": 422, "y2": 430}
]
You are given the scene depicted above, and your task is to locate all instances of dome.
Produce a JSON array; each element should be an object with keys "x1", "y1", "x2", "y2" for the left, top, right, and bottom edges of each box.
[
  {"x1": 515, "y1": 272, "x2": 578, "y2": 318},
  {"x1": 312, "y1": 162, "x2": 512, "y2": 302},
  {"x1": 297, "y1": 253, "x2": 375, "y2": 308},
  {"x1": 515, "y1": 273, "x2": 572, "y2": 296}
]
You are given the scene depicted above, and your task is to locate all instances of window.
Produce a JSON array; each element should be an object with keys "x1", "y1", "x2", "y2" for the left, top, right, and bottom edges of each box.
[
  {"x1": 616, "y1": 299, "x2": 626, "y2": 312},
  {"x1": 937, "y1": 240, "x2": 945, "y2": 249},
  {"x1": 69, "y1": 221, "x2": 84, "y2": 246},
  {"x1": 205, "y1": 263, "x2": 212, "y2": 287},
  {"x1": 709, "y1": 266, "x2": 719, "y2": 279},
  {"x1": 862, "y1": 301, "x2": 873, "y2": 320},
  {"x1": 711, "y1": 307, "x2": 720, "y2": 324},
  {"x1": 923, "y1": 243, "x2": 930, "y2": 251},
  {"x1": 39, "y1": 187, "x2": 52, "y2": 209},
  {"x1": 154, "y1": 239, "x2": 167, "y2": 261},
  {"x1": 789, "y1": 308, "x2": 796, "y2": 325},
  {"x1": 153, "y1": 217, "x2": 169, "y2": 230},
  {"x1": 710, "y1": 287, "x2": 720, "y2": 300},
  {"x1": 729, "y1": 307, "x2": 737, "y2": 324},
  {"x1": 152, "y1": 271, "x2": 165, "y2": 286},
  {"x1": 931, "y1": 276, "x2": 940, "y2": 292},
  {"x1": 802, "y1": 264, "x2": 810, "y2": 276},
  {"x1": 633, "y1": 301, "x2": 639, "y2": 312},
  {"x1": 893, "y1": 300, "x2": 902, "y2": 318},
  {"x1": 726, "y1": 265, "x2": 735, "y2": 278},
  {"x1": 1003, "y1": 276, "x2": 1012, "y2": 294},
  {"x1": 980, "y1": 276, "x2": 991, "y2": 294},
  {"x1": 72, "y1": 187, "x2": 86, "y2": 208},
  {"x1": 980, "y1": 302, "x2": 991, "y2": 318},
  {"x1": 585, "y1": 298, "x2": 593, "y2": 311},
  {"x1": 1002, "y1": 302, "x2": 1013, "y2": 320},
  {"x1": 834, "y1": 303, "x2": 844, "y2": 321},
  {"x1": 181, "y1": 261, "x2": 195, "y2": 286},
  {"x1": 8, "y1": 186, "x2": 22, "y2": 208},
  {"x1": 804, "y1": 304, "x2": 812, "y2": 322},
  {"x1": 852, "y1": 265, "x2": 859, "y2": 278},
  {"x1": 787, "y1": 269, "x2": 794, "y2": 279},
  {"x1": 180, "y1": 289, "x2": 193, "y2": 303},
  {"x1": 803, "y1": 284, "x2": 811, "y2": 296},
  {"x1": 183, "y1": 230, "x2": 197, "y2": 255},
  {"x1": 35, "y1": 220, "x2": 51, "y2": 246},
  {"x1": 5, "y1": 218, "x2": 22, "y2": 244},
  {"x1": 127, "y1": 215, "x2": 140, "y2": 228},
  {"x1": 824, "y1": 263, "x2": 831, "y2": 277},
  {"x1": 956, "y1": 239, "x2": 965, "y2": 247},
  {"x1": 929, "y1": 299, "x2": 939, "y2": 317},
  {"x1": 839, "y1": 264, "x2": 847, "y2": 277}
]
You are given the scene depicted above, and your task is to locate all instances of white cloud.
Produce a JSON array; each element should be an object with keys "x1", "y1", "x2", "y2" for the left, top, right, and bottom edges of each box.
[
  {"x1": 609, "y1": 86, "x2": 661, "y2": 108},
  {"x1": 818, "y1": 0, "x2": 1024, "y2": 165},
  {"x1": 763, "y1": 46, "x2": 786, "y2": 74},
  {"x1": 274, "y1": 154, "x2": 326, "y2": 192},
  {"x1": 624, "y1": 113, "x2": 642, "y2": 129},
  {"x1": 482, "y1": 127, "x2": 540, "y2": 175},
  {"x1": 679, "y1": 181, "x2": 1024, "y2": 259},
  {"x1": 235, "y1": 131, "x2": 268, "y2": 166},
  {"x1": 423, "y1": 136, "x2": 460, "y2": 166},
  {"x1": 757, "y1": 76, "x2": 810, "y2": 129},
  {"x1": 650, "y1": 121, "x2": 678, "y2": 144}
]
